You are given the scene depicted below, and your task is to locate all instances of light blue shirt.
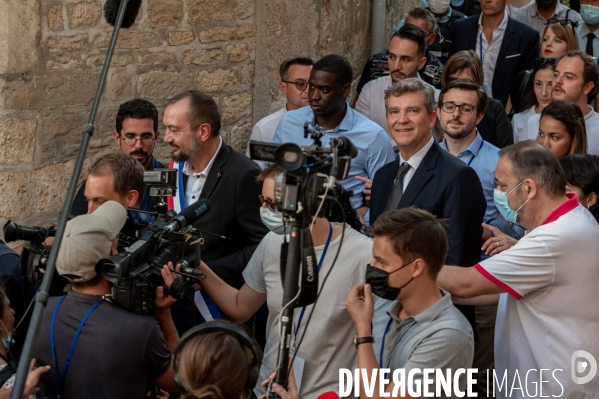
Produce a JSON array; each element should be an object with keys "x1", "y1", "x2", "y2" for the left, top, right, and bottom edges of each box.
[
  {"x1": 272, "y1": 103, "x2": 395, "y2": 209},
  {"x1": 440, "y1": 132, "x2": 500, "y2": 221}
]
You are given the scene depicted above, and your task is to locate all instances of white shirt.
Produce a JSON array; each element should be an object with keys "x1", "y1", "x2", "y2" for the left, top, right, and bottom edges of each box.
[
  {"x1": 577, "y1": 23, "x2": 599, "y2": 58},
  {"x1": 245, "y1": 106, "x2": 287, "y2": 168},
  {"x1": 475, "y1": 196, "x2": 599, "y2": 398},
  {"x1": 183, "y1": 137, "x2": 222, "y2": 206},
  {"x1": 525, "y1": 105, "x2": 599, "y2": 154},
  {"x1": 399, "y1": 137, "x2": 435, "y2": 191},
  {"x1": 355, "y1": 74, "x2": 440, "y2": 135},
  {"x1": 476, "y1": 10, "x2": 509, "y2": 98},
  {"x1": 511, "y1": 105, "x2": 537, "y2": 143}
]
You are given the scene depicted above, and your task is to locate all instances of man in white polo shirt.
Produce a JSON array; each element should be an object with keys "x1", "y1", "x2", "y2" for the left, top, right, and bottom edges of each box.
[
  {"x1": 437, "y1": 141, "x2": 599, "y2": 398},
  {"x1": 245, "y1": 56, "x2": 313, "y2": 167},
  {"x1": 356, "y1": 24, "x2": 440, "y2": 134},
  {"x1": 524, "y1": 51, "x2": 599, "y2": 154}
]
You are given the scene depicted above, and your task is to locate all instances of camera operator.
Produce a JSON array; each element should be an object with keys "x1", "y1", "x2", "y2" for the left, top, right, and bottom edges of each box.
[
  {"x1": 32, "y1": 201, "x2": 178, "y2": 398},
  {"x1": 71, "y1": 99, "x2": 165, "y2": 217},
  {"x1": 189, "y1": 164, "x2": 373, "y2": 397}
]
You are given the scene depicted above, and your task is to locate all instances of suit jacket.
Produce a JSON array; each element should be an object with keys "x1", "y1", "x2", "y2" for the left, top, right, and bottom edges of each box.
[
  {"x1": 172, "y1": 144, "x2": 269, "y2": 333},
  {"x1": 478, "y1": 98, "x2": 514, "y2": 149},
  {"x1": 451, "y1": 15, "x2": 539, "y2": 107},
  {"x1": 370, "y1": 142, "x2": 486, "y2": 331}
]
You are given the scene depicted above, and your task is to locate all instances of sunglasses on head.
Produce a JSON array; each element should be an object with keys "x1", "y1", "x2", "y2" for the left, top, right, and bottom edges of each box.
[
  {"x1": 545, "y1": 18, "x2": 579, "y2": 28},
  {"x1": 535, "y1": 57, "x2": 559, "y2": 67}
]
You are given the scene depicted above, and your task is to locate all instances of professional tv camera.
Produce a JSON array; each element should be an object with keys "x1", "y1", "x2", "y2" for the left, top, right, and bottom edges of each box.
[
  {"x1": 249, "y1": 123, "x2": 358, "y2": 397},
  {"x1": 2, "y1": 169, "x2": 210, "y2": 315}
]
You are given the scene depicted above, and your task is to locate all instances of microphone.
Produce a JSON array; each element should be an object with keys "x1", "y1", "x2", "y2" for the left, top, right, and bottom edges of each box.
[
  {"x1": 332, "y1": 136, "x2": 358, "y2": 158},
  {"x1": 164, "y1": 199, "x2": 212, "y2": 233},
  {"x1": 104, "y1": 0, "x2": 142, "y2": 28}
]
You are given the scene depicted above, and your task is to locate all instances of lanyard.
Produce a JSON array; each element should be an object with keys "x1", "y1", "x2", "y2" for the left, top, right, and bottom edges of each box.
[
  {"x1": 177, "y1": 163, "x2": 187, "y2": 210},
  {"x1": 379, "y1": 318, "x2": 417, "y2": 368},
  {"x1": 466, "y1": 140, "x2": 485, "y2": 167},
  {"x1": 142, "y1": 160, "x2": 161, "y2": 210},
  {"x1": 293, "y1": 223, "x2": 333, "y2": 344},
  {"x1": 50, "y1": 295, "x2": 105, "y2": 398}
]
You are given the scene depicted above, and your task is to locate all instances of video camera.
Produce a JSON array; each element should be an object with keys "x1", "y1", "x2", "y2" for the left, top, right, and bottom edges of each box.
[
  {"x1": 249, "y1": 123, "x2": 357, "y2": 220},
  {"x1": 250, "y1": 124, "x2": 358, "y2": 398},
  {"x1": 2, "y1": 168, "x2": 210, "y2": 315}
]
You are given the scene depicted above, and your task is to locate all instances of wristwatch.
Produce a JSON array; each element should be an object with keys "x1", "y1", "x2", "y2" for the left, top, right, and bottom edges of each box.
[{"x1": 354, "y1": 335, "x2": 374, "y2": 348}]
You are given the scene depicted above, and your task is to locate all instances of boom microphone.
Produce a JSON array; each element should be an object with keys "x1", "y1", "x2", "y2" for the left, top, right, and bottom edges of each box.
[
  {"x1": 164, "y1": 199, "x2": 212, "y2": 233},
  {"x1": 104, "y1": 0, "x2": 142, "y2": 28},
  {"x1": 332, "y1": 136, "x2": 358, "y2": 158}
]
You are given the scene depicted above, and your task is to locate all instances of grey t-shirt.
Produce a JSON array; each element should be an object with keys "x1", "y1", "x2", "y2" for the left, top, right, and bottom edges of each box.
[
  {"x1": 372, "y1": 289, "x2": 474, "y2": 398},
  {"x1": 243, "y1": 224, "x2": 373, "y2": 398},
  {"x1": 34, "y1": 295, "x2": 171, "y2": 399}
]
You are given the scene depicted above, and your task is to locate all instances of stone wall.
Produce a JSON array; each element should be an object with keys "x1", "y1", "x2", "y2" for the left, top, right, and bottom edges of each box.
[{"x1": 0, "y1": 0, "x2": 403, "y2": 230}]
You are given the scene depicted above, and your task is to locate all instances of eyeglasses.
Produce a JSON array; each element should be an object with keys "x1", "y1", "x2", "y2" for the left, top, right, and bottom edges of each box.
[
  {"x1": 545, "y1": 18, "x2": 579, "y2": 28},
  {"x1": 120, "y1": 133, "x2": 155, "y2": 146},
  {"x1": 535, "y1": 57, "x2": 559, "y2": 67},
  {"x1": 440, "y1": 102, "x2": 477, "y2": 115},
  {"x1": 282, "y1": 80, "x2": 309, "y2": 91},
  {"x1": 258, "y1": 195, "x2": 277, "y2": 212}
]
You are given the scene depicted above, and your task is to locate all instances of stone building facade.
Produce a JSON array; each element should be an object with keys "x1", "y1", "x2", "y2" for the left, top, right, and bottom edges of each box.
[{"x1": 0, "y1": 0, "x2": 416, "y2": 230}]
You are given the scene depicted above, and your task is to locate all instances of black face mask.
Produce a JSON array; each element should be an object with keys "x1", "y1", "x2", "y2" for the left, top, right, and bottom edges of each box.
[
  {"x1": 536, "y1": 0, "x2": 556, "y2": 10},
  {"x1": 365, "y1": 260, "x2": 415, "y2": 301}
]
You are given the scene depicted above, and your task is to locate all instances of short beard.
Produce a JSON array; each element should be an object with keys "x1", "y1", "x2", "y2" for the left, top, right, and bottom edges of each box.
[
  {"x1": 171, "y1": 139, "x2": 200, "y2": 163},
  {"x1": 441, "y1": 121, "x2": 476, "y2": 140}
]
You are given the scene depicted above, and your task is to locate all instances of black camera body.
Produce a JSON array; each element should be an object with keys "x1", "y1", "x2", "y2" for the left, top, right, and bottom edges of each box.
[{"x1": 250, "y1": 123, "x2": 355, "y2": 220}]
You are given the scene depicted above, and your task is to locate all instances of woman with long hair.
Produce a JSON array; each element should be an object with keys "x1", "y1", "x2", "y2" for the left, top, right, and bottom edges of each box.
[{"x1": 536, "y1": 100, "x2": 588, "y2": 159}]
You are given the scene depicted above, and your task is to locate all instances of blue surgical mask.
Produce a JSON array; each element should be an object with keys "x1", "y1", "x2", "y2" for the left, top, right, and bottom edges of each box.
[
  {"x1": 0, "y1": 320, "x2": 14, "y2": 351},
  {"x1": 581, "y1": 5, "x2": 599, "y2": 26},
  {"x1": 259, "y1": 207, "x2": 288, "y2": 235},
  {"x1": 493, "y1": 180, "x2": 529, "y2": 223}
]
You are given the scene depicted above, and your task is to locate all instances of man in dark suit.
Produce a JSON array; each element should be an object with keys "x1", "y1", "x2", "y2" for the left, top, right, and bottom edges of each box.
[
  {"x1": 451, "y1": 0, "x2": 540, "y2": 107},
  {"x1": 369, "y1": 78, "x2": 486, "y2": 330},
  {"x1": 162, "y1": 90, "x2": 269, "y2": 333}
]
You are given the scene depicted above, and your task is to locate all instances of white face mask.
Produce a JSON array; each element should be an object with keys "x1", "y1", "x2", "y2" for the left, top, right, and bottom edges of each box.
[
  {"x1": 428, "y1": 0, "x2": 451, "y2": 15},
  {"x1": 0, "y1": 320, "x2": 14, "y2": 351},
  {"x1": 259, "y1": 207, "x2": 288, "y2": 235}
]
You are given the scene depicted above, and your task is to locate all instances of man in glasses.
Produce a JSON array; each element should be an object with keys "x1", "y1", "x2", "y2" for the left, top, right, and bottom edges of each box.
[
  {"x1": 245, "y1": 56, "x2": 313, "y2": 167},
  {"x1": 70, "y1": 98, "x2": 165, "y2": 216},
  {"x1": 512, "y1": 0, "x2": 582, "y2": 37},
  {"x1": 438, "y1": 79, "x2": 500, "y2": 222}
]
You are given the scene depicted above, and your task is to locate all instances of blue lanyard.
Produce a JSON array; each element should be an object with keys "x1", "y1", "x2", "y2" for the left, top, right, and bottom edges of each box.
[
  {"x1": 50, "y1": 295, "x2": 105, "y2": 398},
  {"x1": 379, "y1": 318, "x2": 417, "y2": 368},
  {"x1": 466, "y1": 140, "x2": 485, "y2": 167},
  {"x1": 177, "y1": 163, "x2": 187, "y2": 210},
  {"x1": 293, "y1": 223, "x2": 333, "y2": 343},
  {"x1": 142, "y1": 160, "x2": 161, "y2": 210}
]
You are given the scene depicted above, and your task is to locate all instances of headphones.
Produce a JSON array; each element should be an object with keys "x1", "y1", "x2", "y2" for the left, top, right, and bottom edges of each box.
[{"x1": 173, "y1": 320, "x2": 259, "y2": 395}]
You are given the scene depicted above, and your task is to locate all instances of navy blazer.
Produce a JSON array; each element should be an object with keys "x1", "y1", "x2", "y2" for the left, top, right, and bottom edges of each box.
[
  {"x1": 370, "y1": 142, "x2": 486, "y2": 332},
  {"x1": 451, "y1": 15, "x2": 539, "y2": 107},
  {"x1": 370, "y1": 141, "x2": 486, "y2": 266}
]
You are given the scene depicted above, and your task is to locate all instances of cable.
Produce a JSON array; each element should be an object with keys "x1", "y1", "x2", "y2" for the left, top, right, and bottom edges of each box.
[
  {"x1": 310, "y1": 174, "x2": 330, "y2": 233},
  {"x1": 286, "y1": 197, "x2": 346, "y2": 384}
]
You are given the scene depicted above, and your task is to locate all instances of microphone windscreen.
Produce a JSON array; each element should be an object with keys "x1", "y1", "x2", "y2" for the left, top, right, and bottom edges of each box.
[
  {"x1": 104, "y1": 0, "x2": 142, "y2": 28},
  {"x1": 178, "y1": 199, "x2": 212, "y2": 226},
  {"x1": 317, "y1": 392, "x2": 339, "y2": 399}
]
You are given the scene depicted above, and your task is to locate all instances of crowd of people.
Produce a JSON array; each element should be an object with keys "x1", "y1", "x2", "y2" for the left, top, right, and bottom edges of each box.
[{"x1": 1, "y1": 0, "x2": 599, "y2": 398}]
